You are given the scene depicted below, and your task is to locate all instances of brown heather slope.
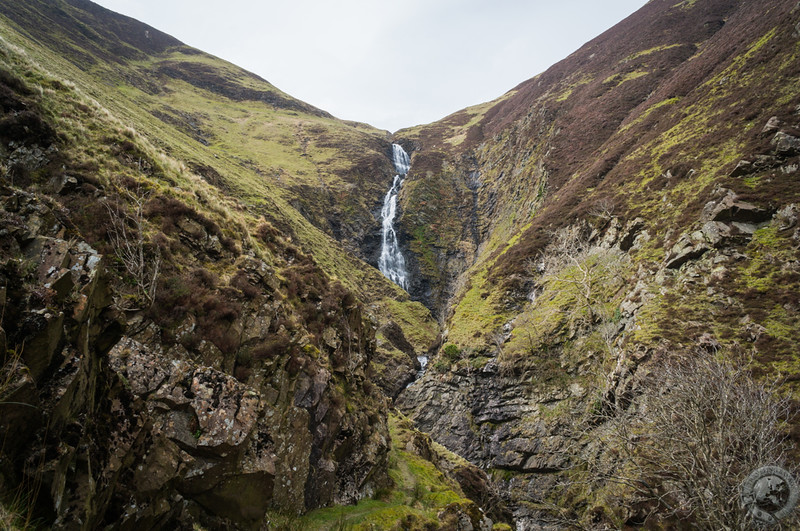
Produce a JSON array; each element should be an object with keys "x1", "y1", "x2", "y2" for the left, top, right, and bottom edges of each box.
[
  {"x1": 396, "y1": 0, "x2": 775, "y2": 309},
  {"x1": 397, "y1": 0, "x2": 800, "y2": 527}
]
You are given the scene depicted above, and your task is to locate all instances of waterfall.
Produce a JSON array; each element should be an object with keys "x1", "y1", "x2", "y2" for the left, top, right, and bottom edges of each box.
[{"x1": 378, "y1": 144, "x2": 410, "y2": 290}]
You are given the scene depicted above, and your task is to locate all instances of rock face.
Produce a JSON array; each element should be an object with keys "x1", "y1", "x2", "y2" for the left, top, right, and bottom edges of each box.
[
  {"x1": 0, "y1": 180, "x2": 390, "y2": 528},
  {"x1": 2, "y1": 0, "x2": 800, "y2": 527}
]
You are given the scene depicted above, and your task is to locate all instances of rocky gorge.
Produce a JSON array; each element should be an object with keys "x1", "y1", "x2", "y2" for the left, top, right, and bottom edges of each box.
[{"x1": 1, "y1": 0, "x2": 800, "y2": 529}]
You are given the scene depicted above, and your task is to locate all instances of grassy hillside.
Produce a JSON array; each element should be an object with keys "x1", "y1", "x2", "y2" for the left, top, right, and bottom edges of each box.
[
  {"x1": 396, "y1": 0, "x2": 800, "y2": 526},
  {"x1": 0, "y1": 0, "x2": 439, "y2": 387},
  {"x1": 0, "y1": 0, "x2": 446, "y2": 528},
  {"x1": 397, "y1": 0, "x2": 800, "y2": 371},
  {"x1": 2, "y1": 0, "x2": 799, "y2": 527}
]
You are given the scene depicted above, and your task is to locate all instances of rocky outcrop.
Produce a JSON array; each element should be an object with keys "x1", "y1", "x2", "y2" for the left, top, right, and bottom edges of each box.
[
  {"x1": 0, "y1": 185, "x2": 124, "y2": 528},
  {"x1": 0, "y1": 181, "x2": 391, "y2": 529},
  {"x1": 397, "y1": 363, "x2": 578, "y2": 526}
]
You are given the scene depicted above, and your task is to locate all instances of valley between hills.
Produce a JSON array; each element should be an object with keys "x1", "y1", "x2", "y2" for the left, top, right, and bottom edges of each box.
[{"x1": 1, "y1": 0, "x2": 800, "y2": 529}]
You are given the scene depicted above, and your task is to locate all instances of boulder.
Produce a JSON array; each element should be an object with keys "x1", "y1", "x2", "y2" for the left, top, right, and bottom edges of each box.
[
  {"x1": 665, "y1": 238, "x2": 709, "y2": 270},
  {"x1": 706, "y1": 193, "x2": 772, "y2": 224},
  {"x1": 772, "y1": 131, "x2": 800, "y2": 157},
  {"x1": 730, "y1": 159, "x2": 754, "y2": 177},
  {"x1": 761, "y1": 116, "x2": 781, "y2": 135}
]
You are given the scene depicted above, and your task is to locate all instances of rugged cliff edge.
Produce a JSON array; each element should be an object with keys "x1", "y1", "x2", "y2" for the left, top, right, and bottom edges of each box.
[
  {"x1": 2, "y1": 0, "x2": 800, "y2": 528},
  {"x1": 396, "y1": 0, "x2": 800, "y2": 527},
  {"x1": 0, "y1": 66, "x2": 393, "y2": 528}
]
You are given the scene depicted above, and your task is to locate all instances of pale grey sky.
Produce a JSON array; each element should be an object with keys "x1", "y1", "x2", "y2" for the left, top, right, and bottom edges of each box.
[{"x1": 93, "y1": 0, "x2": 648, "y2": 132}]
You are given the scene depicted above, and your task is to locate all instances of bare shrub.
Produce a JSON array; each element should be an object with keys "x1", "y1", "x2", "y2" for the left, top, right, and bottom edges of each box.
[
  {"x1": 530, "y1": 225, "x2": 628, "y2": 325},
  {"x1": 595, "y1": 353, "x2": 797, "y2": 529},
  {"x1": 105, "y1": 187, "x2": 161, "y2": 307}
]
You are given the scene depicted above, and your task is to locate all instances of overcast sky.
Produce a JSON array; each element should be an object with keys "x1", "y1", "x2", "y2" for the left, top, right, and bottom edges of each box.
[{"x1": 93, "y1": 0, "x2": 648, "y2": 132}]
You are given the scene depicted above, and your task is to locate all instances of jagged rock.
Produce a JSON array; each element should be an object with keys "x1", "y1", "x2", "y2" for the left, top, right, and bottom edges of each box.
[
  {"x1": 704, "y1": 192, "x2": 772, "y2": 224},
  {"x1": 240, "y1": 312, "x2": 271, "y2": 344},
  {"x1": 700, "y1": 221, "x2": 730, "y2": 247},
  {"x1": 176, "y1": 217, "x2": 222, "y2": 256},
  {"x1": 153, "y1": 362, "x2": 260, "y2": 454},
  {"x1": 776, "y1": 204, "x2": 798, "y2": 230},
  {"x1": 20, "y1": 309, "x2": 64, "y2": 381},
  {"x1": 665, "y1": 237, "x2": 709, "y2": 269},
  {"x1": 195, "y1": 339, "x2": 224, "y2": 370},
  {"x1": 782, "y1": 162, "x2": 799, "y2": 174},
  {"x1": 730, "y1": 159, "x2": 754, "y2": 177},
  {"x1": 293, "y1": 367, "x2": 331, "y2": 409},
  {"x1": 772, "y1": 131, "x2": 800, "y2": 157},
  {"x1": 25, "y1": 235, "x2": 70, "y2": 280},
  {"x1": 619, "y1": 217, "x2": 645, "y2": 251},
  {"x1": 109, "y1": 337, "x2": 170, "y2": 394},
  {"x1": 107, "y1": 337, "x2": 279, "y2": 524},
  {"x1": 599, "y1": 217, "x2": 622, "y2": 248},
  {"x1": 53, "y1": 174, "x2": 78, "y2": 195},
  {"x1": 729, "y1": 155, "x2": 780, "y2": 177},
  {"x1": 761, "y1": 116, "x2": 781, "y2": 135},
  {"x1": 731, "y1": 221, "x2": 758, "y2": 235}
]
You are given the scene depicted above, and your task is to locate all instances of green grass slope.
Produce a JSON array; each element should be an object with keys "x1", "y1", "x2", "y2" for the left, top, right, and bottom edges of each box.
[{"x1": 0, "y1": 0, "x2": 439, "y2": 388}]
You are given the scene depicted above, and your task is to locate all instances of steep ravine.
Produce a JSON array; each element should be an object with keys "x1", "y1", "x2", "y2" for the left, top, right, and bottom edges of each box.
[
  {"x1": 0, "y1": 2, "x2": 472, "y2": 529},
  {"x1": 2, "y1": 0, "x2": 800, "y2": 528}
]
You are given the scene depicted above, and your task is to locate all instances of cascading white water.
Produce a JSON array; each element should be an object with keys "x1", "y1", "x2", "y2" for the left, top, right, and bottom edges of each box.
[{"x1": 378, "y1": 144, "x2": 410, "y2": 290}]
